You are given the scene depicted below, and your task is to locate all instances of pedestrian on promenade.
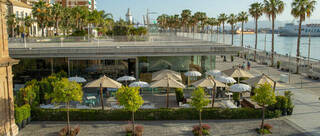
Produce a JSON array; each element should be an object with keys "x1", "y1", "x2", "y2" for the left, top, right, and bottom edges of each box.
[
  {"x1": 242, "y1": 62, "x2": 246, "y2": 69},
  {"x1": 247, "y1": 61, "x2": 251, "y2": 70}
]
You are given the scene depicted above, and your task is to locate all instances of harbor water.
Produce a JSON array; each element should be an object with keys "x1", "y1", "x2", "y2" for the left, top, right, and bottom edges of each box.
[{"x1": 213, "y1": 33, "x2": 320, "y2": 60}]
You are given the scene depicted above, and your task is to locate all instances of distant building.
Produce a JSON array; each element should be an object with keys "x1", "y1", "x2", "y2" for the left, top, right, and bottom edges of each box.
[
  {"x1": 6, "y1": 0, "x2": 40, "y2": 37},
  {"x1": 55, "y1": 0, "x2": 96, "y2": 10},
  {"x1": 126, "y1": 8, "x2": 132, "y2": 24}
]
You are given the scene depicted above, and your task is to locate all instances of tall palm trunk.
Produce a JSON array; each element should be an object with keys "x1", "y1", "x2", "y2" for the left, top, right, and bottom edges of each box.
[
  {"x1": 199, "y1": 110, "x2": 203, "y2": 136},
  {"x1": 254, "y1": 18, "x2": 258, "y2": 61},
  {"x1": 11, "y1": 25, "x2": 15, "y2": 37},
  {"x1": 132, "y1": 111, "x2": 135, "y2": 136},
  {"x1": 41, "y1": 26, "x2": 45, "y2": 37},
  {"x1": 260, "y1": 106, "x2": 265, "y2": 134},
  {"x1": 271, "y1": 15, "x2": 275, "y2": 67},
  {"x1": 296, "y1": 17, "x2": 302, "y2": 73},
  {"x1": 222, "y1": 23, "x2": 225, "y2": 43},
  {"x1": 67, "y1": 102, "x2": 71, "y2": 135},
  {"x1": 241, "y1": 21, "x2": 244, "y2": 47},
  {"x1": 55, "y1": 19, "x2": 59, "y2": 36},
  {"x1": 231, "y1": 24, "x2": 234, "y2": 45}
]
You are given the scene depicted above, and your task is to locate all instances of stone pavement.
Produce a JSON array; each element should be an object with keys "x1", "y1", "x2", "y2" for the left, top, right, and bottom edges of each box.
[
  {"x1": 18, "y1": 119, "x2": 303, "y2": 136},
  {"x1": 216, "y1": 56, "x2": 320, "y2": 136}
]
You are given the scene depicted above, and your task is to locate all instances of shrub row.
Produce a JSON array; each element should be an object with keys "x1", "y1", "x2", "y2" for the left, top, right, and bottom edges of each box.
[
  {"x1": 32, "y1": 108, "x2": 281, "y2": 121},
  {"x1": 15, "y1": 104, "x2": 31, "y2": 124}
]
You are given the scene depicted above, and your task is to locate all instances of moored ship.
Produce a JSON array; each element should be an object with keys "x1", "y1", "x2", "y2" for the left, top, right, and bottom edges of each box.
[{"x1": 279, "y1": 23, "x2": 320, "y2": 36}]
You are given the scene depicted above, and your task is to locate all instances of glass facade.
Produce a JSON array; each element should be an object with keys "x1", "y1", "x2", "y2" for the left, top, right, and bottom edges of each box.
[{"x1": 13, "y1": 55, "x2": 215, "y2": 84}]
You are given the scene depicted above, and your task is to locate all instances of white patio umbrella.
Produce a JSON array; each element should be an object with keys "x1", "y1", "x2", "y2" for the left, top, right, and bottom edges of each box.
[
  {"x1": 184, "y1": 71, "x2": 202, "y2": 86},
  {"x1": 230, "y1": 84, "x2": 251, "y2": 92},
  {"x1": 117, "y1": 76, "x2": 136, "y2": 82},
  {"x1": 129, "y1": 81, "x2": 150, "y2": 88},
  {"x1": 216, "y1": 76, "x2": 237, "y2": 84},
  {"x1": 230, "y1": 84, "x2": 251, "y2": 101},
  {"x1": 184, "y1": 71, "x2": 202, "y2": 77},
  {"x1": 68, "y1": 76, "x2": 86, "y2": 83},
  {"x1": 216, "y1": 76, "x2": 237, "y2": 100},
  {"x1": 152, "y1": 69, "x2": 182, "y2": 81},
  {"x1": 206, "y1": 70, "x2": 222, "y2": 77}
]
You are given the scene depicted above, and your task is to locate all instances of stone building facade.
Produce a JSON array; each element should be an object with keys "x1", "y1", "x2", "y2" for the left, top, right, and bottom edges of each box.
[{"x1": 0, "y1": 0, "x2": 19, "y2": 135}]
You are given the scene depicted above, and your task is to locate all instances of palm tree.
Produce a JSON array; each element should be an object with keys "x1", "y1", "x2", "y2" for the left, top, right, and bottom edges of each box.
[
  {"x1": 264, "y1": 0, "x2": 285, "y2": 67},
  {"x1": 51, "y1": 3, "x2": 63, "y2": 36},
  {"x1": 181, "y1": 9, "x2": 192, "y2": 32},
  {"x1": 227, "y1": 14, "x2": 237, "y2": 45},
  {"x1": 218, "y1": 13, "x2": 228, "y2": 43},
  {"x1": 249, "y1": 2, "x2": 264, "y2": 61},
  {"x1": 32, "y1": 0, "x2": 50, "y2": 37},
  {"x1": 6, "y1": 14, "x2": 18, "y2": 37},
  {"x1": 60, "y1": 7, "x2": 73, "y2": 35},
  {"x1": 194, "y1": 12, "x2": 207, "y2": 33},
  {"x1": 157, "y1": 14, "x2": 169, "y2": 31},
  {"x1": 237, "y1": 11, "x2": 249, "y2": 47},
  {"x1": 291, "y1": 0, "x2": 316, "y2": 73},
  {"x1": 24, "y1": 16, "x2": 34, "y2": 37}
]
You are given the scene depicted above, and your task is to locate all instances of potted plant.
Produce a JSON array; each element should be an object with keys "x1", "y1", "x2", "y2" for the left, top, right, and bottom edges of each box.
[
  {"x1": 256, "y1": 123, "x2": 272, "y2": 134},
  {"x1": 191, "y1": 87, "x2": 210, "y2": 136},
  {"x1": 46, "y1": 78, "x2": 83, "y2": 136},
  {"x1": 285, "y1": 91, "x2": 294, "y2": 115},
  {"x1": 276, "y1": 61, "x2": 281, "y2": 69},
  {"x1": 116, "y1": 86, "x2": 144, "y2": 136},
  {"x1": 252, "y1": 83, "x2": 276, "y2": 135}
]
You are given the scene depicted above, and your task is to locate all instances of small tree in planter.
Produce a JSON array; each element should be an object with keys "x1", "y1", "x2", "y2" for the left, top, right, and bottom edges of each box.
[
  {"x1": 46, "y1": 78, "x2": 83, "y2": 135},
  {"x1": 285, "y1": 91, "x2": 294, "y2": 115},
  {"x1": 116, "y1": 86, "x2": 144, "y2": 136},
  {"x1": 191, "y1": 87, "x2": 210, "y2": 136},
  {"x1": 252, "y1": 83, "x2": 276, "y2": 134}
]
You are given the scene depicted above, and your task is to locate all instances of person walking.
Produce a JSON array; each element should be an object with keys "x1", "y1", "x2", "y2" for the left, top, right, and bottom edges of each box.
[
  {"x1": 242, "y1": 61, "x2": 246, "y2": 69},
  {"x1": 247, "y1": 61, "x2": 251, "y2": 70}
]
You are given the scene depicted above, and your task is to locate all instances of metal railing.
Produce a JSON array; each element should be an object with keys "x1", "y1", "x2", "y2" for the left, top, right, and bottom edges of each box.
[{"x1": 8, "y1": 33, "x2": 223, "y2": 48}]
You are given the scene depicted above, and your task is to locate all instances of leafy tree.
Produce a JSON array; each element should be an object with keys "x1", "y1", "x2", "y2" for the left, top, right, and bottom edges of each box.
[
  {"x1": 237, "y1": 11, "x2": 249, "y2": 47},
  {"x1": 46, "y1": 78, "x2": 83, "y2": 135},
  {"x1": 291, "y1": 0, "x2": 316, "y2": 73},
  {"x1": 32, "y1": 0, "x2": 50, "y2": 37},
  {"x1": 249, "y1": 2, "x2": 264, "y2": 61},
  {"x1": 264, "y1": 0, "x2": 285, "y2": 66},
  {"x1": 16, "y1": 80, "x2": 38, "y2": 107},
  {"x1": 51, "y1": 3, "x2": 63, "y2": 35},
  {"x1": 116, "y1": 86, "x2": 144, "y2": 136},
  {"x1": 251, "y1": 83, "x2": 276, "y2": 133},
  {"x1": 6, "y1": 14, "x2": 18, "y2": 37},
  {"x1": 227, "y1": 14, "x2": 237, "y2": 45},
  {"x1": 191, "y1": 87, "x2": 210, "y2": 136}
]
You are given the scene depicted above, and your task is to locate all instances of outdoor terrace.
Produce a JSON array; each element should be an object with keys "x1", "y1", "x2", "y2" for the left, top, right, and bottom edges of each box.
[{"x1": 8, "y1": 33, "x2": 242, "y2": 58}]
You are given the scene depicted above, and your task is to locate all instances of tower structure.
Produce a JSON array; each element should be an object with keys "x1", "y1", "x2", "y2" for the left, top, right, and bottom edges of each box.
[
  {"x1": 126, "y1": 8, "x2": 133, "y2": 24},
  {"x1": 0, "y1": 0, "x2": 19, "y2": 135}
]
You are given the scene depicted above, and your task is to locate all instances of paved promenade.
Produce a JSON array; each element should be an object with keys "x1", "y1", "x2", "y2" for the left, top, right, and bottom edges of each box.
[
  {"x1": 18, "y1": 119, "x2": 302, "y2": 136},
  {"x1": 216, "y1": 56, "x2": 320, "y2": 136}
]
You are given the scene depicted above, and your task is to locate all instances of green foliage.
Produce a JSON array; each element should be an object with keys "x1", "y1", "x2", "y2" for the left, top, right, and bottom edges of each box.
[
  {"x1": 191, "y1": 87, "x2": 210, "y2": 112},
  {"x1": 232, "y1": 92, "x2": 240, "y2": 101},
  {"x1": 31, "y1": 108, "x2": 281, "y2": 121},
  {"x1": 45, "y1": 78, "x2": 83, "y2": 103},
  {"x1": 70, "y1": 30, "x2": 87, "y2": 36},
  {"x1": 116, "y1": 86, "x2": 144, "y2": 112},
  {"x1": 285, "y1": 91, "x2": 294, "y2": 108},
  {"x1": 15, "y1": 104, "x2": 31, "y2": 124},
  {"x1": 252, "y1": 83, "x2": 276, "y2": 107},
  {"x1": 175, "y1": 88, "x2": 184, "y2": 103}
]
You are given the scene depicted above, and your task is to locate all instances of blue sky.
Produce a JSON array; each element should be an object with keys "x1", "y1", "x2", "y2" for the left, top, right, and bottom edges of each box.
[{"x1": 96, "y1": 0, "x2": 320, "y2": 24}]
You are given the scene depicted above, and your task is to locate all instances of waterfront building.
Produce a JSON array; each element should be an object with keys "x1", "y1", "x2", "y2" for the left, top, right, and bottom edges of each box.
[
  {"x1": 55, "y1": 0, "x2": 96, "y2": 10},
  {"x1": 8, "y1": 33, "x2": 242, "y2": 86},
  {"x1": 6, "y1": 0, "x2": 40, "y2": 37},
  {"x1": 0, "y1": 0, "x2": 20, "y2": 135}
]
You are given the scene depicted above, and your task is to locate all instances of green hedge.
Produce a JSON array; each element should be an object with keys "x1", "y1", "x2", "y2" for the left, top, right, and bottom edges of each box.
[
  {"x1": 32, "y1": 108, "x2": 281, "y2": 121},
  {"x1": 15, "y1": 104, "x2": 31, "y2": 124}
]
